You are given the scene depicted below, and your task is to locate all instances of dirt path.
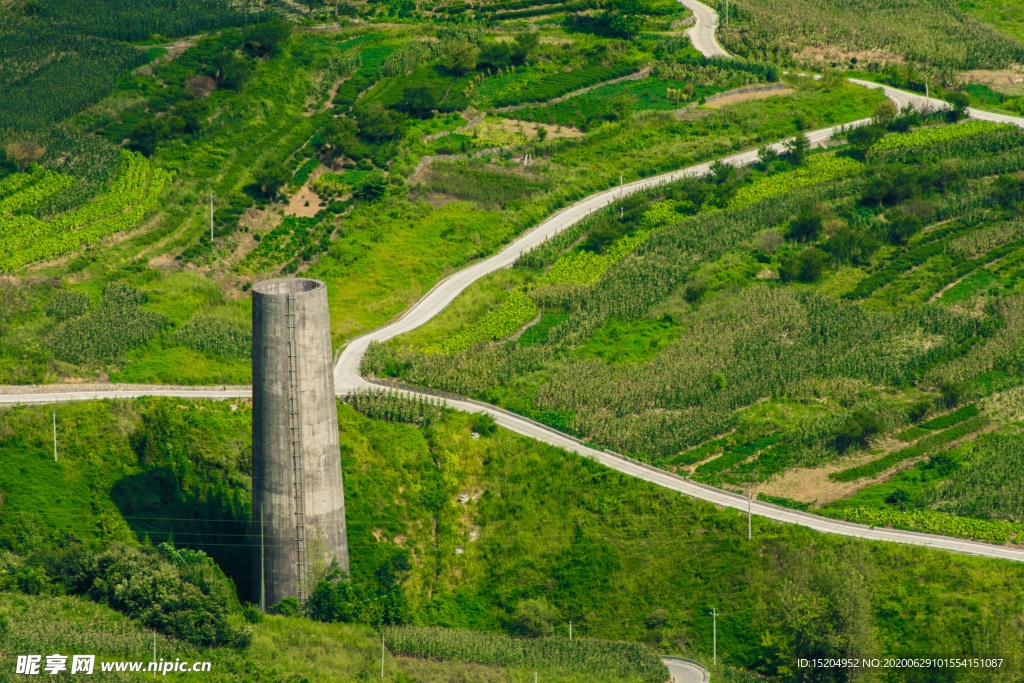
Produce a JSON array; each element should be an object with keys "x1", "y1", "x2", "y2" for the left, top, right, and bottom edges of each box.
[
  {"x1": 928, "y1": 254, "x2": 1009, "y2": 303},
  {"x1": 705, "y1": 86, "x2": 795, "y2": 108},
  {"x1": 492, "y1": 67, "x2": 652, "y2": 114}
]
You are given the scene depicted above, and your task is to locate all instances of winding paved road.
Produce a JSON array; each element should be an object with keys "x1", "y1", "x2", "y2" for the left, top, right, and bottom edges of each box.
[
  {"x1": 5, "y1": 7, "x2": 1024, "y2": 679},
  {"x1": 2, "y1": 0, "x2": 1024, "y2": 576},
  {"x1": 677, "y1": 0, "x2": 730, "y2": 58}
]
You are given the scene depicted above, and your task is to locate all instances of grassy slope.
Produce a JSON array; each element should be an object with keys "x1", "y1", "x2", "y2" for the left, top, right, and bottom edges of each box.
[
  {"x1": 960, "y1": 0, "x2": 1024, "y2": 43},
  {"x1": 4, "y1": 398, "x2": 1024, "y2": 677},
  {"x1": 0, "y1": 39, "x2": 885, "y2": 385},
  {"x1": 364, "y1": 120, "x2": 1024, "y2": 547}
]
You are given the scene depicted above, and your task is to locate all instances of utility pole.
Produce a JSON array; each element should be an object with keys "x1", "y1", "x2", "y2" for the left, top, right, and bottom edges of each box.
[
  {"x1": 52, "y1": 412, "x2": 57, "y2": 462},
  {"x1": 569, "y1": 621, "x2": 572, "y2": 640},
  {"x1": 725, "y1": 0, "x2": 728, "y2": 27},
  {"x1": 260, "y1": 506, "x2": 266, "y2": 613},
  {"x1": 210, "y1": 191, "x2": 214, "y2": 242},
  {"x1": 152, "y1": 632, "x2": 157, "y2": 679},
  {"x1": 747, "y1": 491, "x2": 752, "y2": 540},
  {"x1": 709, "y1": 607, "x2": 718, "y2": 669},
  {"x1": 381, "y1": 632, "x2": 385, "y2": 678}
]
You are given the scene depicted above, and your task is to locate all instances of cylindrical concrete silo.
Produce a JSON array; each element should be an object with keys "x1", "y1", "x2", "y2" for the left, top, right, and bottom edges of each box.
[{"x1": 251, "y1": 278, "x2": 348, "y2": 609}]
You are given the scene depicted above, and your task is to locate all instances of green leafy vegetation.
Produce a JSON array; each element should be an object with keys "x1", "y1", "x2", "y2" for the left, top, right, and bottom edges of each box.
[
  {"x1": 6, "y1": 398, "x2": 1024, "y2": 681},
  {"x1": 381, "y1": 626, "x2": 667, "y2": 682},
  {"x1": 422, "y1": 287, "x2": 537, "y2": 355},
  {"x1": 364, "y1": 113, "x2": 1024, "y2": 513}
]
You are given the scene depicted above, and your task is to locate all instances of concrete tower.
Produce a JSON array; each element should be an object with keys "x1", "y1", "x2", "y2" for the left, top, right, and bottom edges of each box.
[{"x1": 251, "y1": 278, "x2": 348, "y2": 609}]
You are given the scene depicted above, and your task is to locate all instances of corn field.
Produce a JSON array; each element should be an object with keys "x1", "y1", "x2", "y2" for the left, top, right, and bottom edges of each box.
[
  {"x1": 171, "y1": 317, "x2": 252, "y2": 360},
  {"x1": 46, "y1": 282, "x2": 169, "y2": 366},
  {"x1": 365, "y1": 122, "x2": 1024, "y2": 478},
  {"x1": 380, "y1": 625, "x2": 668, "y2": 682},
  {"x1": 345, "y1": 389, "x2": 447, "y2": 427}
]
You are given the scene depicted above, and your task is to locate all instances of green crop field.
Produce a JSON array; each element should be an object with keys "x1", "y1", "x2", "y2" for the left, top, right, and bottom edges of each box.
[
  {"x1": 4, "y1": 0, "x2": 1024, "y2": 681},
  {"x1": 367, "y1": 115, "x2": 1024, "y2": 540}
]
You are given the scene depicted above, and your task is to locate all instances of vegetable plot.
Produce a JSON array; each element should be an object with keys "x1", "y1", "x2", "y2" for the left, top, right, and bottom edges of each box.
[
  {"x1": 423, "y1": 287, "x2": 537, "y2": 354},
  {"x1": 731, "y1": 155, "x2": 861, "y2": 208},
  {"x1": 0, "y1": 150, "x2": 166, "y2": 272}
]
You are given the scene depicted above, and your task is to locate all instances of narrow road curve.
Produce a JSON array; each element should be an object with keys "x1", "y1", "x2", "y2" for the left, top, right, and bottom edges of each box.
[
  {"x1": 677, "y1": 0, "x2": 730, "y2": 58},
  {"x1": 664, "y1": 658, "x2": 710, "y2": 683}
]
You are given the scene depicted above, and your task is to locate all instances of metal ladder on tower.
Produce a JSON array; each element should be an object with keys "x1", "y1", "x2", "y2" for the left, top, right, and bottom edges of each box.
[{"x1": 286, "y1": 294, "x2": 308, "y2": 605}]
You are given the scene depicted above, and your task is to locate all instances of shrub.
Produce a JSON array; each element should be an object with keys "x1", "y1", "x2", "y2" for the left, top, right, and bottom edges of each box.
[
  {"x1": 471, "y1": 412, "x2": 497, "y2": 436},
  {"x1": 835, "y1": 408, "x2": 883, "y2": 452},
  {"x1": 11, "y1": 543, "x2": 248, "y2": 648},
  {"x1": 512, "y1": 598, "x2": 560, "y2": 637}
]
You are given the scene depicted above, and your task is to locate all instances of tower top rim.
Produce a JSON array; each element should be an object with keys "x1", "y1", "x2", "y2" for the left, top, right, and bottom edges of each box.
[{"x1": 252, "y1": 278, "x2": 325, "y2": 297}]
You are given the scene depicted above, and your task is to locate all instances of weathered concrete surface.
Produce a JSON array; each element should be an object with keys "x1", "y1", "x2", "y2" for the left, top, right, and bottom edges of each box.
[
  {"x1": 677, "y1": 0, "x2": 730, "y2": 58},
  {"x1": 252, "y1": 278, "x2": 348, "y2": 609}
]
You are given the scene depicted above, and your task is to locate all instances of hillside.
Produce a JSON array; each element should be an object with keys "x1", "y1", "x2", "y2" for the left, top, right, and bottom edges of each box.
[
  {"x1": 2, "y1": 397, "x2": 1024, "y2": 678},
  {"x1": 2, "y1": 0, "x2": 1024, "y2": 681}
]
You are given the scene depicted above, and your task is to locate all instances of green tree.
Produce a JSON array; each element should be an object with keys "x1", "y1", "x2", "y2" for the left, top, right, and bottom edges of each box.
[
  {"x1": 322, "y1": 116, "x2": 361, "y2": 166},
  {"x1": 785, "y1": 132, "x2": 810, "y2": 165},
  {"x1": 764, "y1": 545, "x2": 877, "y2": 681},
  {"x1": 252, "y1": 160, "x2": 290, "y2": 198},
  {"x1": 356, "y1": 102, "x2": 407, "y2": 142},
  {"x1": 403, "y1": 83, "x2": 439, "y2": 118},
  {"x1": 355, "y1": 172, "x2": 389, "y2": 201},
  {"x1": 788, "y1": 203, "x2": 825, "y2": 243},
  {"x1": 213, "y1": 52, "x2": 252, "y2": 91},
  {"x1": 512, "y1": 598, "x2": 560, "y2": 637},
  {"x1": 757, "y1": 144, "x2": 778, "y2": 168},
  {"x1": 908, "y1": 397, "x2": 932, "y2": 423},
  {"x1": 514, "y1": 30, "x2": 539, "y2": 56},
  {"x1": 847, "y1": 125, "x2": 884, "y2": 157},
  {"x1": 836, "y1": 408, "x2": 883, "y2": 452},
  {"x1": 824, "y1": 225, "x2": 877, "y2": 265},
  {"x1": 172, "y1": 99, "x2": 210, "y2": 135},
  {"x1": 938, "y1": 380, "x2": 964, "y2": 409},
  {"x1": 247, "y1": 17, "x2": 292, "y2": 56},
  {"x1": 946, "y1": 91, "x2": 970, "y2": 122},
  {"x1": 872, "y1": 99, "x2": 898, "y2": 126},
  {"x1": 439, "y1": 40, "x2": 479, "y2": 75},
  {"x1": 709, "y1": 159, "x2": 734, "y2": 185},
  {"x1": 130, "y1": 119, "x2": 170, "y2": 157}
]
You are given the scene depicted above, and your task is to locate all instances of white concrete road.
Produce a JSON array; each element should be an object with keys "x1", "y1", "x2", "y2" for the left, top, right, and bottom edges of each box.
[
  {"x1": 677, "y1": 0, "x2": 730, "y2": 58},
  {"x1": 3, "y1": 33, "x2": 1024, "y2": 565},
  {"x1": 664, "y1": 658, "x2": 710, "y2": 683}
]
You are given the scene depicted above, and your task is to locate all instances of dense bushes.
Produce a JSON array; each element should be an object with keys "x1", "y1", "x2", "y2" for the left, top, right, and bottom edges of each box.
[{"x1": 0, "y1": 542, "x2": 249, "y2": 647}]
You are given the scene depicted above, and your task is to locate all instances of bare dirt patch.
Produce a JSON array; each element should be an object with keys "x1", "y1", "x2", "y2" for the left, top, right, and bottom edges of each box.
[
  {"x1": 957, "y1": 68, "x2": 1024, "y2": 96},
  {"x1": 795, "y1": 46, "x2": 904, "y2": 67},
  {"x1": 285, "y1": 165, "x2": 331, "y2": 217},
  {"x1": 487, "y1": 118, "x2": 584, "y2": 140},
  {"x1": 705, "y1": 88, "x2": 795, "y2": 109},
  {"x1": 755, "y1": 442, "x2": 907, "y2": 506}
]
